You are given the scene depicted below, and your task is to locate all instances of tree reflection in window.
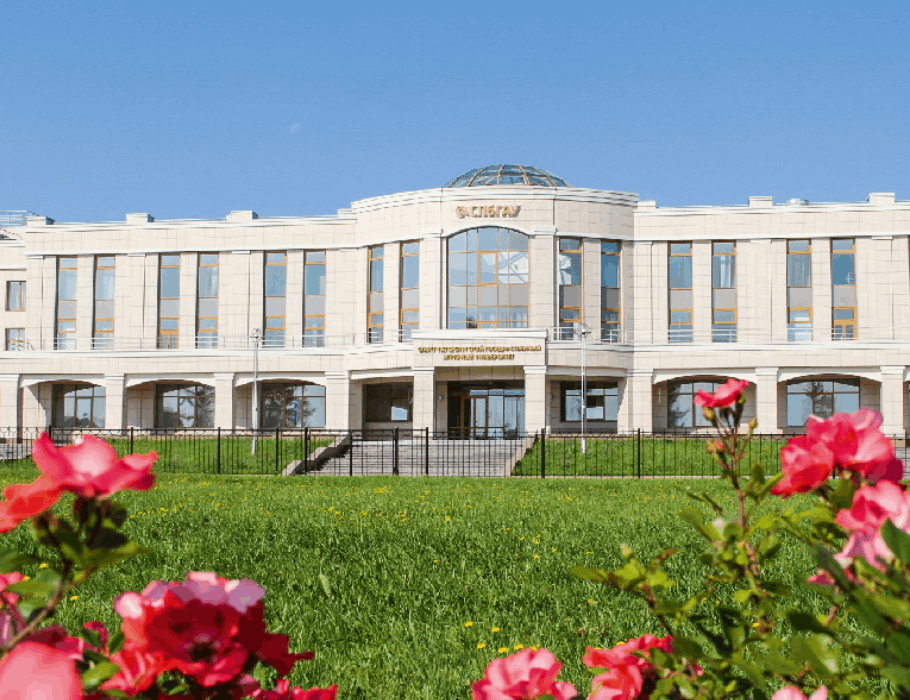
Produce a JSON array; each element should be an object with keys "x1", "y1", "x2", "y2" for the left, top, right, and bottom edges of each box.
[
  {"x1": 667, "y1": 380, "x2": 723, "y2": 429},
  {"x1": 262, "y1": 383, "x2": 326, "y2": 428},
  {"x1": 786, "y1": 378, "x2": 859, "y2": 427},
  {"x1": 157, "y1": 383, "x2": 215, "y2": 428}
]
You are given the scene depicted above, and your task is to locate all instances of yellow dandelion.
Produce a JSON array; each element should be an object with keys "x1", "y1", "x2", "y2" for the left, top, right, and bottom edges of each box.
[
  {"x1": 498, "y1": 647, "x2": 509, "y2": 653},
  {"x1": 477, "y1": 643, "x2": 486, "y2": 649},
  {"x1": 514, "y1": 644, "x2": 524, "y2": 650},
  {"x1": 69, "y1": 596, "x2": 79, "y2": 602},
  {"x1": 445, "y1": 516, "x2": 452, "y2": 522},
  {"x1": 533, "y1": 555, "x2": 540, "y2": 559},
  {"x1": 38, "y1": 563, "x2": 48, "y2": 570},
  {"x1": 587, "y1": 599, "x2": 595, "y2": 604},
  {"x1": 490, "y1": 627, "x2": 500, "y2": 633},
  {"x1": 551, "y1": 548, "x2": 557, "y2": 553},
  {"x1": 464, "y1": 621, "x2": 474, "y2": 627}
]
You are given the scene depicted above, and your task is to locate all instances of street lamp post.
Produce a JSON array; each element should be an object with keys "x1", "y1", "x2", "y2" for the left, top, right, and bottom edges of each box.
[
  {"x1": 576, "y1": 323, "x2": 591, "y2": 454},
  {"x1": 250, "y1": 328, "x2": 262, "y2": 455}
]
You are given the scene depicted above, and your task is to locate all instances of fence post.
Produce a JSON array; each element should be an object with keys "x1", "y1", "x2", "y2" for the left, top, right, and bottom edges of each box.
[
  {"x1": 393, "y1": 427, "x2": 400, "y2": 476},
  {"x1": 424, "y1": 426, "x2": 430, "y2": 476},
  {"x1": 275, "y1": 428, "x2": 280, "y2": 473},
  {"x1": 129, "y1": 426, "x2": 134, "y2": 454},
  {"x1": 637, "y1": 428, "x2": 642, "y2": 479},
  {"x1": 540, "y1": 428, "x2": 546, "y2": 479},
  {"x1": 216, "y1": 427, "x2": 222, "y2": 475},
  {"x1": 304, "y1": 427, "x2": 310, "y2": 475},
  {"x1": 348, "y1": 430, "x2": 354, "y2": 477}
]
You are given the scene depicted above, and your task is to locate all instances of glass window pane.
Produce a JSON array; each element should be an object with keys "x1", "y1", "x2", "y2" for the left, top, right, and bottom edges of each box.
[
  {"x1": 670, "y1": 243, "x2": 691, "y2": 255},
  {"x1": 602, "y1": 256, "x2": 619, "y2": 288},
  {"x1": 58, "y1": 270, "x2": 78, "y2": 300},
  {"x1": 831, "y1": 254, "x2": 855, "y2": 286},
  {"x1": 787, "y1": 255, "x2": 811, "y2": 286},
  {"x1": 601, "y1": 241, "x2": 619, "y2": 254},
  {"x1": 480, "y1": 253, "x2": 496, "y2": 284},
  {"x1": 305, "y1": 264, "x2": 326, "y2": 295},
  {"x1": 95, "y1": 269, "x2": 115, "y2": 299},
  {"x1": 265, "y1": 265, "x2": 287, "y2": 296},
  {"x1": 831, "y1": 239, "x2": 853, "y2": 251},
  {"x1": 370, "y1": 259, "x2": 384, "y2": 291},
  {"x1": 668, "y1": 258, "x2": 692, "y2": 288},
  {"x1": 401, "y1": 256, "x2": 419, "y2": 288},
  {"x1": 160, "y1": 268, "x2": 180, "y2": 298},
  {"x1": 834, "y1": 392, "x2": 860, "y2": 413},
  {"x1": 712, "y1": 255, "x2": 735, "y2": 288},
  {"x1": 198, "y1": 267, "x2": 219, "y2": 297}
]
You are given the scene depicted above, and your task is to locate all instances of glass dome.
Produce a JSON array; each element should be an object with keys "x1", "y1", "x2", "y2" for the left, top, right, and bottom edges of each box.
[{"x1": 444, "y1": 165, "x2": 570, "y2": 188}]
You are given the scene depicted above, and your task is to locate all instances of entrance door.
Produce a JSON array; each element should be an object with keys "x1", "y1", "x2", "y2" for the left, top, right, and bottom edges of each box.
[{"x1": 448, "y1": 383, "x2": 524, "y2": 438}]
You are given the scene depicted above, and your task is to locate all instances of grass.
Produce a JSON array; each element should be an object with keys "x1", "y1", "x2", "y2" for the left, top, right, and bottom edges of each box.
[
  {"x1": 0, "y1": 466, "x2": 824, "y2": 700},
  {"x1": 513, "y1": 435, "x2": 787, "y2": 477}
]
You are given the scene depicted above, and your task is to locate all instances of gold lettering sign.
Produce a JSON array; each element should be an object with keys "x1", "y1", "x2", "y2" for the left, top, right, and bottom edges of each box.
[
  {"x1": 455, "y1": 205, "x2": 521, "y2": 219},
  {"x1": 419, "y1": 344, "x2": 540, "y2": 362}
]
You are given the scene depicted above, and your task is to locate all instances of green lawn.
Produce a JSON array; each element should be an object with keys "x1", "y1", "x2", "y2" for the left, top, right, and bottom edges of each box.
[{"x1": 0, "y1": 467, "x2": 823, "y2": 700}]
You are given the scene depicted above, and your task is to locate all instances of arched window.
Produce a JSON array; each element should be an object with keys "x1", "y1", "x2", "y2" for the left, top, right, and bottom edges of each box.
[
  {"x1": 786, "y1": 378, "x2": 859, "y2": 427},
  {"x1": 666, "y1": 379, "x2": 724, "y2": 429},
  {"x1": 53, "y1": 384, "x2": 105, "y2": 428},
  {"x1": 447, "y1": 227, "x2": 528, "y2": 329},
  {"x1": 157, "y1": 383, "x2": 214, "y2": 428}
]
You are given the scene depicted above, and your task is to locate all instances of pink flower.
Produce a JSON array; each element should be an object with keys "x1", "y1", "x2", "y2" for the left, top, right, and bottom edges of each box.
[
  {"x1": 0, "y1": 641, "x2": 81, "y2": 699},
  {"x1": 0, "y1": 572, "x2": 25, "y2": 644},
  {"x1": 253, "y1": 679, "x2": 339, "y2": 700},
  {"x1": 694, "y1": 378, "x2": 749, "y2": 408},
  {"x1": 32, "y1": 432, "x2": 157, "y2": 499},
  {"x1": 472, "y1": 647, "x2": 578, "y2": 700},
  {"x1": 805, "y1": 410, "x2": 903, "y2": 483},
  {"x1": 583, "y1": 635, "x2": 673, "y2": 700},
  {"x1": 771, "y1": 435, "x2": 835, "y2": 496},
  {"x1": 773, "y1": 686, "x2": 827, "y2": 700},
  {"x1": 0, "y1": 477, "x2": 61, "y2": 532}
]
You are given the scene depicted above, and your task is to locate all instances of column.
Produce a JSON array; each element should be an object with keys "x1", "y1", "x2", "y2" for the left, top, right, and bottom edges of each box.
[
  {"x1": 325, "y1": 371, "x2": 351, "y2": 430},
  {"x1": 880, "y1": 366, "x2": 905, "y2": 435},
  {"x1": 524, "y1": 365, "x2": 547, "y2": 433},
  {"x1": 104, "y1": 374, "x2": 125, "y2": 430},
  {"x1": 0, "y1": 375, "x2": 19, "y2": 429},
  {"x1": 412, "y1": 367, "x2": 435, "y2": 431},
  {"x1": 214, "y1": 373, "x2": 235, "y2": 429},
  {"x1": 528, "y1": 234, "x2": 555, "y2": 330},
  {"x1": 420, "y1": 232, "x2": 442, "y2": 330},
  {"x1": 627, "y1": 368, "x2": 653, "y2": 432},
  {"x1": 692, "y1": 240, "x2": 712, "y2": 342},
  {"x1": 21, "y1": 383, "x2": 46, "y2": 429},
  {"x1": 754, "y1": 367, "x2": 779, "y2": 433}
]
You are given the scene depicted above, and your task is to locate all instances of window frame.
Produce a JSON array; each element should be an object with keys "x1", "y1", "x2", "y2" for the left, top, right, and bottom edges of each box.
[
  {"x1": 196, "y1": 253, "x2": 219, "y2": 348},
  {"x1": 5, "y1": 328, "x2": 24, "y2": 351},
  {"x1": 303, "y1": 250, "x2": 326, "y2": 347},
  {"x1": 364, "y1": 382, "x2": 413, "y2": 423},
  {"x1": 668, "y1": 243, "x2": 693, "y2": 343},
  {"x1": 787, "y1": 240, "x2": 812, "y2": 342},
  {"x1": 156, "y1": 383, "x2": 215, "y2": 429},
  {"x1": 399, "y1": 241, "x2": 419, "y2": 341},
  {"x1": 56, "y1": 257, "x2": 78, "y2": 350},
  {"x1": 711, "y1": 241, "x2": 736, "y2": 343},
  {"x1": 93, "y1": 256, "x2": 115, "y2": 348},
  {"x1": 157, "y1": 254, "x2": 181, "y2": 349},
  {"x1": 263, "y1": 251, "x2": 287, "y2": 347},
  {"x1": 368, "y1": 246, "x2": 384, "y2": 343},
  {"x1": 559, "y1": 381, "x2": 619, "y2": 423},
  {"x1": 601, "y1": 241, "x2": 621, "y2": 341},
  {"x1": 6, "y1": 281, "x2": 25, "y2": 312},
  {"x1": 830, "y1": 238, "x2": 857, "y2": 340}
]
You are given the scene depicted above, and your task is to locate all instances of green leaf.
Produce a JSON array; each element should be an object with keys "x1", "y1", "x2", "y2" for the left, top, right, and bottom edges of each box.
[
  {"x1": 82, "y1": 541, "x2": 148, "y2": 572},
  {"x1": 80, "y1": 661, "x2": 120, "y2": 691},
  {"x1": 870, "y1": 593, "x2": 910, "y2": 622},
  {"x1": 6, "y1": 578, "x2": 56, "y2": 599},
  {"x1": 0, "y1": 548, "x2": 39, "y2": 572},
  {"x1": 569, "y1": 565, "x2": 610, "y2": 584},
  {"x1": 793, "y1": 634, "x2": 840, "y2": 677},
  {"x1": 750, "y1": 460, "x2": 766, "y2": 486},
  {"x1": 881, "y1": 519, "x2": 910, "y2": 563},
  {"x1": 787, "y1": 611, "x2": 832, "y2": 635},
  {"x1": 730, "y1": 652, "x2": 764, "y2": 686},
  {"x1": 881, "y1": 664, "x2": 910, "y2": 691},
  {"x1": 884, "y1": 629, "x2": 910, "y2": 665}
]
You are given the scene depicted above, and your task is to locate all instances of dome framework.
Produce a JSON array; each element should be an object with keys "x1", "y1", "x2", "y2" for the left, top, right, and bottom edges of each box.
[{"x1": 444, "y1": 164, "x2": 570, "y2": 188}]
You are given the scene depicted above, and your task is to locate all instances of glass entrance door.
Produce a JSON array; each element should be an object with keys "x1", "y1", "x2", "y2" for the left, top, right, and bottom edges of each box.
[{"x1": 448, "y1": 383, "x2": 524, "y2": 438}]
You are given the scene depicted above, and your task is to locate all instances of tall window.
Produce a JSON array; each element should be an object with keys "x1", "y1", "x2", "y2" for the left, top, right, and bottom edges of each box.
[
  {"x1": 786, "y1": 378, "x2": 859, "y2": 426},
  {"x1": 787, "y1": 240, "x2": 812, "y2": 341},
  {"x1": 668, "y1": 243, "x2": 692, "y2": 343},
  {"x1": 400, "y1": 242, "x2": 419, "y2": 341},
  {"x1": 56, "y1": 257, "x2": 78, "y2": 350},
  {"x1": 368, "y1": 246, "x2": 384, "y2": 343},
  {"x1": 157, "y1": 383, "x2": 214, "y2": 428},
  {"x1": 93, "y1": 256, "x2": 115, "y2": 349},
  {"x1": 6, "y1": 282, "x2": 25, "y2": 311},
  {"x1": 557, "y1": 238, "x2": 582, "y2": 339},
  {"x1": 447, "y1": 227, "x2": 528, "y2": 329},
  {"x1": 262, "y1": 383, "x2": 326, "y2": 428},
  {"x1": 5, "y1": 329, "x2": 24, "y2": 351},
  {"x1": 667, "y1": 380, "x2": 723, "y2": 429},
  {"x1": 712, "y1": 242, "x2": 736, "y2": 342},
  {"x1": 831, "y1": 239, "x2": 856, "y2": 340},
  {"x1": 601, "y1": 241, "x2": 621, "y2": 341},
  {"x1": 364, "y1": 383, "x2": 413, "y2": 422},
  {"x1": 304, "y1": 251, "x2": 326, "y2": 347},
  {"x1": 158, "y1": 254, "x2": 180, "y2": 348},
  {"x1": 197, "y1": 254, "x2": 219, "y2": 348},
  {"x1": 560, "y1": 382, "x2": 618, "y2": 426},
  {"x1": 53, "y1": 384, "x2": 105, "y2": 428},
  {"x1": 264, "y1": 252, "x2": 287, "y2": 347}
]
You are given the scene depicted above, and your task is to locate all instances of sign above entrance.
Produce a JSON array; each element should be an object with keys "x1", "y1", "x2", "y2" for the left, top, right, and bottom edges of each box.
[
  {"x1": 455, "y1": 205, "x2": 521, "y2": 219},
  {"x1": 414, "y1": 339, "x2": 545, "y2": 367},
  {"x1": 419, "y1": 344, "x2": 541, "y2": 361}
]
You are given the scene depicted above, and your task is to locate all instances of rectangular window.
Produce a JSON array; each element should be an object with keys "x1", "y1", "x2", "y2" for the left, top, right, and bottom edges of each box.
[
  {"x1": 368, "y1": 246, "x2": 384, "y2": 343},
  {"x1": 196, "y1": 253, "x2": 219, "y2": 348},
  {"x1": 400, "y1": 242, "x2": 419, "y2": 342},
  {"x1": 364, "y1": 382, "x2": 413, "y2": 422},
  {"x1": 787, "y1": 240, "x2": 812, "y2": 341},
  {"x1": 831, "y1": 239, "x2": 856, "y2": 340},
  {"x1": 5, "y1": 328, "x2": 24, "y2": 351},
  {"x1": 601, "y1": 241, "x2": 621, "y2": 341},
  {"x1": 712, "y1": 242, "x2": 736, "y2": 342},
  {"x1": 56, "y1": 257, "x2": 78, "y2": 349},
  {"x1": 560, "y1": 382, "x2": 618, "y2": 424},
  {"x1": 668, "y1": 243, "x2": 692, "y2": 343},
  {"x1": 158, "y1": 254, "x2": 180, "y2": 348},
  {"x1": 157, "y1": 383, "x2": 214, "y2": 428},
  {"x1": 303, "y1": 251, "x2": 326, "y2": 347},
  {"x1": 262, "y1": 383, "x2": 326, "y2": 428},
  {"x1": 53, "y1": 384, "x2": 105, "y2": 428},
  {"x1": 93, "y1": 256, "x2": 115, "y2": 349},
  {"x1": 6, "y1": 281, "x2": 25, "y2": 311},
  {"x1": 786, "y1": 379, "x2": 859, "y2": 426},
  {"x1": 557, "y1": 238, "x2": 583, "y2": 339},
  {"x1": 264, "y1": 251, "x2": 287, "y2": 347}
]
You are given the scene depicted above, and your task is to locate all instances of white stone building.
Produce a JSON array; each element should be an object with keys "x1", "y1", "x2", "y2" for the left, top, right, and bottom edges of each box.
[{"x1": 1, "y1": 165, "x2": 907, "y2": 436}]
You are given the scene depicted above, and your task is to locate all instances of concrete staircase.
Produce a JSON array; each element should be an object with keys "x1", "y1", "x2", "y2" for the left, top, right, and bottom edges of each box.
[{"x1": 307, "y1": 437, "x2": 535, "y2": 477}]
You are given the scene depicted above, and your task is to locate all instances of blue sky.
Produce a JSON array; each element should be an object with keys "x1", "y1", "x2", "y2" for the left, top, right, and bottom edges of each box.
[{"x1": 3, "y1": 1, "x2": 909, "y2": 222}]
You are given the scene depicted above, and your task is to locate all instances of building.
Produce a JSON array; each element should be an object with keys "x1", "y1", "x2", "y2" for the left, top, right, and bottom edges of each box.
[{"x1": 0, "y1": 164, "x2": 907, "y2": 436}]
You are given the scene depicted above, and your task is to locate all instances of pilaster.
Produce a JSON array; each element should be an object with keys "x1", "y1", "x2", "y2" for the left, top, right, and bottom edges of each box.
[
  {"x1": 880, "y1": 366, "x2": 905, "y2": 435},
  {"x1": 325, "y1": 371, "x2": 351, "y2": 430},
  {"x1": 524, "y1": 365, "x2": 548, "y2": 433},
  {"x1": 0, "y1": 375, "x2": 19, "y2": 429},
  {"x1": 104, "y1": 374, "x2": 125, "y2": 430},
  {"x1": 754, "y1": 367, "x2": 779, "y2": 433},
  {"x1": 412, "y1": 367, "x2": 435, "y2": 431},
  {"x1": 214, "y1": 373, "x2": 235, "y2": 429},
  {"x1": 626, "y1": 368, "x2": 652, "y2": 432}
]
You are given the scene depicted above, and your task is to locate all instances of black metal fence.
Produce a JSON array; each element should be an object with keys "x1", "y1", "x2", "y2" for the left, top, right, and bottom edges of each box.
[{"x1": 0, "y1": 427, "x2": 831, "y2": 478}]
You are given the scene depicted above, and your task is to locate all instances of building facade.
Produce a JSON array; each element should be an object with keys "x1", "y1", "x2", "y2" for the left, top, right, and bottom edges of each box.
[{"x1": 1, "y1": 164, "x2": 908, "y2": 436}]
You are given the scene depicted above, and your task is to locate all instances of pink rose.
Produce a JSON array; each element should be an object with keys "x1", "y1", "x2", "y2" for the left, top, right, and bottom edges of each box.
[
  {"x1": 473, "y1": 648, "x2": 577, "y2": 700},
  {"x1": 0, "y1": 477, "x2": 61, "y2": 532},
  {"x1": 253, "y1": 679, "x2": 339, "y2": 700},
  {"x1": 771, "y1": 435, "x2": 834, "y2": 496},
  {"x1": 0, "y1": 572, "x2": 25, "y2": 644},
  {"x1": 805, "y1": 411, "x2": 903, "y2": 483},
  {"x1": 32, "y1": 432, "x2": 157, "y2": 499},
  {"x1": 694, "y1": 378, "x2": 749, "y2": 408},
  {"x1": 0, "y1": 641, "x2": 81, "y2": 699},
  {"x1": 583, "y1": 634, "x2": 673, "y2": 700},
  {"x1": 773, "y1": 686, "x2": 827, "y2": 700}
]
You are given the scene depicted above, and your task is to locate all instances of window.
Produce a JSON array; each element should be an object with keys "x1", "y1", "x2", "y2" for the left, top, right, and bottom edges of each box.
[
  {"x1": 787, "y1": 240, "x2": 812, "y2": 341},
  {"x1": 5, "y1": 328, "x2": 24, "y2": 351},
  {"x1": 197, "y1": 254, "x2": 219, "y2": 348},
  {"x1": 364, "y1": 383, "x2": 412, "y2": 422},
  {"x1": 447, "y1": 227, "x2": 528, "y2": 329},
  {"x1": 158, "y1": 254, "x2": 180, "y2": 348},
  {"x1": 56, "y1": 257, "x2": 78, "y2": 350},
  {"x1": 400, "y1": 242, "x2": 419, "y2": 341},
  {"x1": 560, "y1": 382, "x2": 618, "y2": 424},
  {"x1": 601, "y1": 241, "x2": 621, "y2": 341},
  {"x1": 557, "y1": 238, "x2": 583, "y2": 338},
  {"x1": 667, "y1": 380, "x2": 723, "y2": 429},
  {"x1": 264, "y1": 252, "x2": 287, "y2": 347},
  {"x1": 668, "y1": 243, "x2": 692, "y2": 343},
  {"x1": 304, "y1": 251, "x2": 326, "y2": 347},
  {"x1": 368, "y1": 246, "x2": 384, "y2": 343},
  {"x1": 712, "y1": 242, "x2": 736, "y2": 342},
  {"x1": 262, "y1": 383, "x2": 326, "y2": 428},
  {"x1": 831, "y1": 239, "x2": 856, "y2": 340},
  {"x1": 6, "y1": 282, "x2": 25, "y2": 311},
  {"x1": 786, "y1": 378, "x2": 859, "y2": 426},
  {"x1": 93, "y1": 256, "x2": 115, "y2": 348},
  {"x1": 53, "y1": 384, "x2": 105, "y2": 428},
  {"x1": 157, "y1": 383, "x2": 215, "y2": 428}
]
